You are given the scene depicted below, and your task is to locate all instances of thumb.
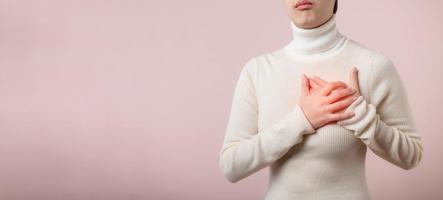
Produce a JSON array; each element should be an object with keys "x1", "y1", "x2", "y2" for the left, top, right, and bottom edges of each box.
[
  {"x1": 349, "y1": 67, "x2": 360, "y2": 91},
  {"x1": 301, "y1": 73, "x2": 310, "y2": 96}
]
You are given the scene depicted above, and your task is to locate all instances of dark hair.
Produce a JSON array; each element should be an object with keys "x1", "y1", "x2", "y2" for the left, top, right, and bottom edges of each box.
[{"x1": 333, "y1": 0, "x2": 338, "y2": 14}]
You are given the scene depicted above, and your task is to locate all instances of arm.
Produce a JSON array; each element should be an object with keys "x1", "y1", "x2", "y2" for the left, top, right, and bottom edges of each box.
[
  {"x1": 218, "y1": 58, "x2": 316, "y2": 183},
  {"x1": 337, "y1": 52, "x2": 423, "y2": 170}
]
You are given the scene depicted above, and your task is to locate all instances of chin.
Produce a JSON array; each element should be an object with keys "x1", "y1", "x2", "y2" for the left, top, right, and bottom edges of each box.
[{"x1": 292, "y1": 14, "x2": 317, "y2": 28}]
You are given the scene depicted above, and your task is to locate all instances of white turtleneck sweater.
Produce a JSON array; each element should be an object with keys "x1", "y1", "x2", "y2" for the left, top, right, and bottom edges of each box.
[{"x1": 218, "y1": 15, "x2": 423, "y2": 200}]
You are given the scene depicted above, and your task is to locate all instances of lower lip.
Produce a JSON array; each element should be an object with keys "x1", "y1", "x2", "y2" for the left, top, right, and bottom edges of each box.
[{"x1": 296, "y1": 3, "x2": 313, "y2": 10}]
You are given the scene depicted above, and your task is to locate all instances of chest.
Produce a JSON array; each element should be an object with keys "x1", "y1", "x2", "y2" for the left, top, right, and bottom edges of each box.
[
  {"x1": 254, "y1": 58, "x2": 372, "y2": 154},
  {"x1": 255, "y1": 58, "x2": 371, "y2": 131}
]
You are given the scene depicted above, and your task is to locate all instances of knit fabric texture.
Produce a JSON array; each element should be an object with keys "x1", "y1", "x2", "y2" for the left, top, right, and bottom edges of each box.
[{"x1": 218, "y1": 14, "x2": 423, "y2": 200}]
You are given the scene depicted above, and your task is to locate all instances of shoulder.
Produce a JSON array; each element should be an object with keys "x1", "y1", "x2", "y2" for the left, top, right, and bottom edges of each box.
[
  {"x1": 246, "y1": 45, "x2": 289, "y2": 68},
  {"x1": 238, "y1": 56, "x2": 259, "y2": 79},
  {"x1": 237, "y1": 50, "x2": 280, "y2": 87},
  {"x1": 347, "y1": 39, "x2": 395, "y2": 70},
  {"x1": 239, "y1": 51, "x2": 274, "y2": 75},
  {"x1": 371, "y1": 51, "x2": 397, "y2": 77},
  {"x1": 346, "y1": 38, "x2": 395, "y2": 73},
  {"x1": 345, "y1": 38, "x2": 379, "y2": 59},
  {"x1": 345, "y1": 38, "x2": 398, "y2": 80},
  {"x1": 361, "y1": 48, "x2": 405, "y2": 104},
  {"x1": 366, "y1": 51, "x2": 399, "y2": 90}
]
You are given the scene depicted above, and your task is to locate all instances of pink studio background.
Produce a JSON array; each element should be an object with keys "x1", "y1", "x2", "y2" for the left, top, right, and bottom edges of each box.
[{"x1": 0, "y1": 0, "x2": 441, "y2": 199}]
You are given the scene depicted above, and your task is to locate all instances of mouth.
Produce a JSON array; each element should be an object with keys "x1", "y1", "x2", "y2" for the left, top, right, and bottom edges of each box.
[{"x1": 295, "y1": 0, "x2": 313, "y2": 10}]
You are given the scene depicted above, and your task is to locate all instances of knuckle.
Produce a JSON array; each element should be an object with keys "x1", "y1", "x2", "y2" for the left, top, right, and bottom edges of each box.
[
  {"x1": 324, "y1": 96, "x2": 332, "y2": 104},
  {"x1": 320, "y1": 98, "x2": 328, "y2": 106},
  {"x1": 322, "y1": 114, "x2": 330, "y2": 121},
  {"x1": 347, "y1": 88, "x2": 355, "y2": 94},
  {"x1": 324, "y1": 85, "x2": 332, "y2": 91},
  {"x1": 320, "y1": 114, "x2": 327, "y2": 122},
  {"x1": 322, "y1": 105, "x2": 332, "y2": 113},
  {"x1": 332, "y1": 81, "x2": 344, "y2": 86},
  {"x1": 336, "y1": 89, "x2": 346, "y2": 96},
  {"x1": 326, "y1": 85, "x2": 334, "y2": 92},
  {"x1": 328, "y1": 114, "x2": 337, "y2": 121},
  {"x1": 347, "y1": 96, "x2": 356, "y2": 104},
  {"x1": 348, "y1": 96, "x2": 355, "y2": 103},
  {"x1": 319, "y1": 106, "x2": 327, "y2": 113}
]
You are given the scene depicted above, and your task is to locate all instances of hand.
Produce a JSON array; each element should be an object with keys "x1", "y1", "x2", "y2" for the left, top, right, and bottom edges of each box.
[
  {"x1": 307, "y1": 67, "x2": 361, "y2": 114},
  {"x1": 298, "y1": 73, "x2": 357, "y2": 130}
]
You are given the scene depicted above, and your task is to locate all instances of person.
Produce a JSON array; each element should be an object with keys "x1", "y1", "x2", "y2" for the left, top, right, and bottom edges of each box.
[{"x1": 218, "y1": 0, "x2": 423, "y2": 199}]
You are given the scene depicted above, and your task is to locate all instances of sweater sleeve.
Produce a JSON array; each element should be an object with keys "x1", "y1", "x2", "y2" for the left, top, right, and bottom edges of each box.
[
  {"x1": 336, "y1": 52, "x2": 423, "y2": 170},
  {"x1": 218, "y1": 57, "x2": 316, "y2": 183}
]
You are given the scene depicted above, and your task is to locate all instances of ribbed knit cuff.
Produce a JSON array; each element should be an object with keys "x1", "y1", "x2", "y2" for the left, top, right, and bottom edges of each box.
[
  {"x1": 266, "y1": 104, "x2": 316, "y2": 149},
  {"x1": 336, "y1": 95, "x2": 377, "y2": 145}
]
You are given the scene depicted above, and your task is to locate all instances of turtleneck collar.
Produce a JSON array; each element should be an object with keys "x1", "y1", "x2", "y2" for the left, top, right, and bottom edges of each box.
[{"x1": 282, "y1": 14, "x2": 347, "y2": 60}]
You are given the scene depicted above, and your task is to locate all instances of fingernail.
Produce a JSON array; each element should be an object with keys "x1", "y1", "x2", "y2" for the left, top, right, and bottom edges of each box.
[{"x1": 349, "y1": 112, "x2": 355, "y2": 116}]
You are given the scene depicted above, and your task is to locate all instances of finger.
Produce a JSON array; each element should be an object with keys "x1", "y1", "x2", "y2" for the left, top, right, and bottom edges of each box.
[
  {"x1": 324, "y1": 95, "x2": 358, "y2": 113},
  {"x1": 311, "y1": 75, "x2": 328, "y2": 86},
  {"x1": 331, "y1": 80, "x2": 347, "y2": 88},
  {"x1": 308, "y1": 78, "x2": 318, "y2": 94},
  {"x1": 319, "y1": 81, "x2": 348, "y2": 96},
  {"x1": 309, "y1": 86, "x2": 317, "y2": 95},
  {"x1": 325, "y1": 87, "x2": 356, "y2": 104},
  {"x1": 308, "y1": 77, "x2": 322, "y2": 91},
  {"x1": 349, "y1": 67, "x2": 360, "y2": 91},
  {"x1": 309, "y1": 76, "x2": 325, "y2": 88},
  {"x1": 301, "y1": 74, "x2": 310, "y2": 96},
  {"x1": 328, "y1": 111, "x2": 355, "y2": 122}
]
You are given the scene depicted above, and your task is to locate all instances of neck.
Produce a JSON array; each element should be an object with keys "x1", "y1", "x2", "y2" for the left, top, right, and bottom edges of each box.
[{"x1": 283, "y1": 15, "x2": 346, "y2": 59}]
